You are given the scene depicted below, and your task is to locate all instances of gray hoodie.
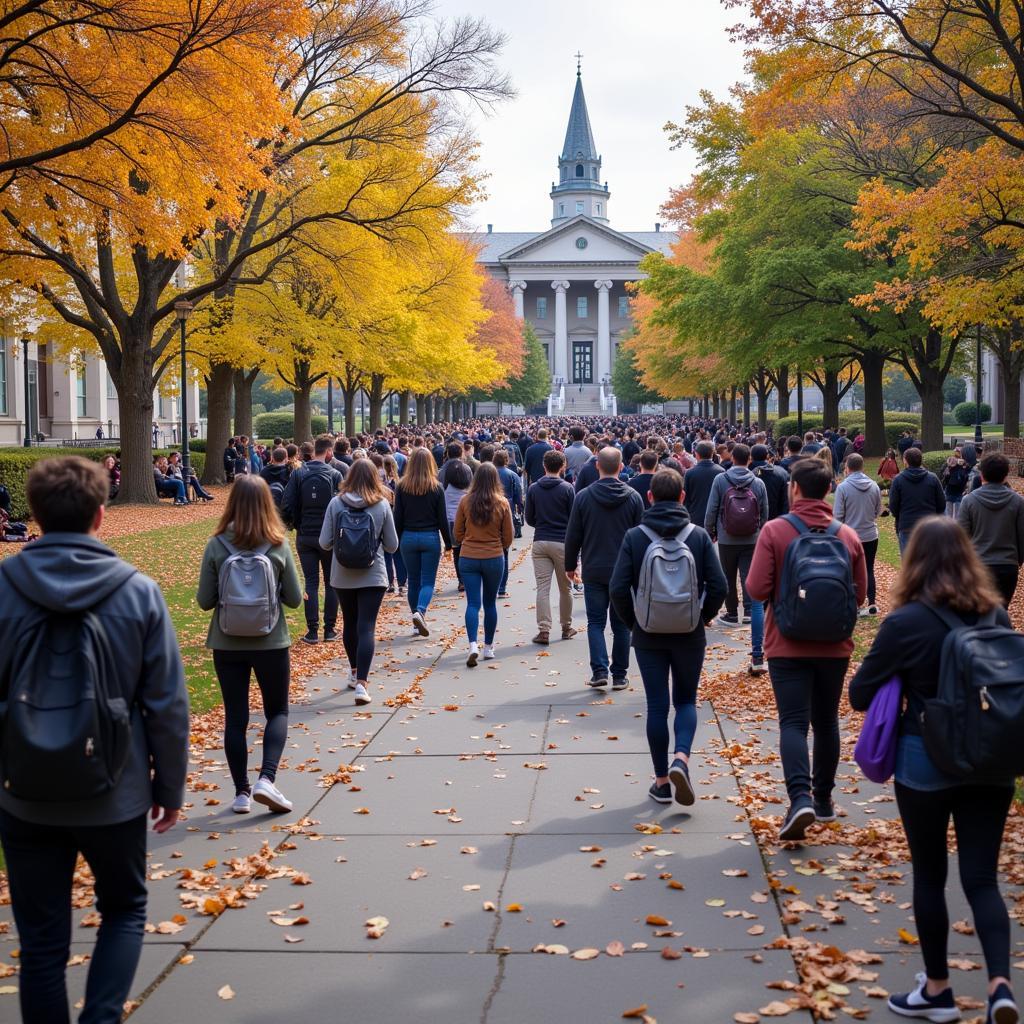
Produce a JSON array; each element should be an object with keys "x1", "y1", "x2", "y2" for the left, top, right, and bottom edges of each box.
[
  {"x1": 958, "y1": 483, "x2": 1024, "y2": 567},
  {"x1": 834, "y1": 471, "x2": 882, "y2": 542},
  {"x1": 0, "y1": 534, "x2": 189, "y2": 826},
  {"x1": 319, "y1": 492, "x2": 399, "y2": 589},
  {"x1": 704, "y1": 465, "x2": 770, "y2": 545}
]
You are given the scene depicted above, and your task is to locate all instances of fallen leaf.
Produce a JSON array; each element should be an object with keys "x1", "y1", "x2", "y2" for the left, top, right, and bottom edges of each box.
[
  {"x1": 667, "y1": 880, "x2": 685, "y2": 890},
  {"x1": 747, "y1": 925, "x2": 765, "y2": 936},
  {"x1": 646, "y1": 915, "x2": 670, "y2": 927},
  {"x1": 460, "y1": 846, "x2": 479, "y2": 855},
  {"x1": 948, "y1": 958, "x2": 981, "y2": 971},
  {"x1": 572, "y1": 948, "x2": 601, "y2": 960},
  {"x1": 606, "y1": 940, "x2": 625, "y2": 957},
  {"x1": 734, "y1": 1015, "x2": 760, "y2": 1024},
  {"x1": 759, "y1": 1001, "x2": 793, "y2": 1016},
  {"x1": 365, "y1": 915, "x2": 389, "y2": 939},
  {"x1": 506, "y1": 903, "x2": 523, "y2": 913},
  {"x1": 661, "y1": 946, "x2": 683, "y2": 960},
  {"x1": 705, "y1": 899, "x2": 726, "y2": 908},
  {"x1": 283, "y1": 934, "x2": 304, "y2": 944},
  {"x1": 623, "y1": 1006, "x2": 649, "y2": 1019},
  {"x1": 408, "y1": 868, "x2": 428, "y2": 881},
  {"x1": 897, "y1": 928, "x2": 919, "y2": 946},
  {"x1": 270, "y1": 916, "x2": 310, "y2": 927},
  {"x1": 722, "y1": 869, "x2": 749, "y2": 878},
  {"x1": 217, "y1": 985, "x2": 235, "y2": 1001}
]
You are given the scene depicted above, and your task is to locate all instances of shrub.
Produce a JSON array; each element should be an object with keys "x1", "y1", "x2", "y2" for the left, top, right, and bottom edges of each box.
[
  {"x1": 773, "y1": 412, "x2": 921, "y2": 443},
  {"x1": 187, "y1": 439, "x2": 206, "y2": 453},
  {"x1": 921, "y1": 450, "x2": 951, "y2": 475},
  {"x1": 952, "y1": 401, "x2": 992, "y2": 426},
  {"x1": 253, "y1": 412, "x2": 328, "y2": 440}
]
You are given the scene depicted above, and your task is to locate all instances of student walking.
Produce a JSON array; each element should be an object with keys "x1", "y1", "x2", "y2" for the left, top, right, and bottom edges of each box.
[
  {"x1": 440, "y1": 447, "x2": 473, "y2": 593},
  {"x1": 494, "y1": 448, "x2": 523, "y2": 598},
  {"x1": 850, "y1": 517, "x2": 1018, "y2": 1024},
  {"x1": 682, "y1": 441, "x2": 724, "y2": 536},
  {"x1": 610, "y1": 469, "x2": 727, "y2": 806},
  {"x1": 890, "y1": 447, "x2": 945, "y2": 555},
  {"x1": 834, "y1": 452, "x2": 882, "y2": 616},
  {"x1": 319, "y1": 459, "x2": 399, "y2": 705},
  {"x1": 525, "y1": 448, "x2": 577, "y2": 645},
  {"x1": 564, "y1": 447, "x2": 645, "y2": 689},
  {"x1": 747, "y1": 458, "x2": 867, "y2": 841},
  {"x1": 0, "y1": 457, "x2": 189, "y2": 1024},
  {"x1": 197, "y1": 475, "x2": 303, "y2": 814},
  {"x1": 455, "y1": 462, "x2": 513, "y2": 667},
  {"x1": 394, "y1": 447, "x2": 452, "y2": 637}
]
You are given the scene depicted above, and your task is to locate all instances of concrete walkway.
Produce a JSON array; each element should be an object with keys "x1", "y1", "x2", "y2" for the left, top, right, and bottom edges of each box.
[{"x1": 2, "y1": 528, "x2": 1015, "y2": 1023}]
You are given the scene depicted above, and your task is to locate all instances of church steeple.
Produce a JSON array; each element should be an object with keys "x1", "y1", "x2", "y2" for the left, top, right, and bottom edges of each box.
[{"x1": 551, "y1": 62, "x2": 610, "y2": 227}]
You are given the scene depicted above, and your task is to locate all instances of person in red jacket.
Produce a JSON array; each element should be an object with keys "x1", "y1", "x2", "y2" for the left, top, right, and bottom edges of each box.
[{"x1": 747, "y1": 457, "x2": 867, "y2": 842}]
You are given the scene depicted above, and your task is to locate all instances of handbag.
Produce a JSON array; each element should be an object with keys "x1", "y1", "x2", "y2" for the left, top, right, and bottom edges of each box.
[{"x1": 853, "y1": 676, "x2": 902, "y2": 784}]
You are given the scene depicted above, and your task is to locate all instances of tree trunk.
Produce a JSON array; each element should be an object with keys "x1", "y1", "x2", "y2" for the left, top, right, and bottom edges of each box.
[
  {"x1": 293, "y1": 385, "x2": 313, "y2": 443},
  {"x1": 112, "y1": 345, "x2": 160, "y2": 504},
  {"x1": 820, "y1": 367, "x2": 840, "y2": 431},
  {"x1": 397, "y1": 390, "x2": 410, "y2": 425},
  {"x1": 341, "y1": 384, "x2": 357, "y2": 438},
  {"x1": 919, "y1": 378, "x2": 945, "y2": 452},
  {"x1": 860, "y1": 349, "x2": 887, "y2": 457},
  {"x1": 728, "y1": 384, "x2": 737, "y2": 423},
  {"x1": 201, "y1": 362, "x2": 234, "y2": 485},
  {"x1": 368, "y1": 374, "x2": 385, "y2": 432},
  {"x1": 775, "y1": 365, "x2": 790, "y2": 418},
  {"x1": 1004, "y1": 367, "x2": 1021, "y2": 439},
  {"x1": 444, "y1": 397, "x2": 452, "y2": 421},
  {"x1": 904, "y1": 329, "x2": 957, "y2": 451},
  {"x1": 755, "y1": 369, "x2": 770, "y2": 427},
  {"x1": 413, "y1": 394, "x2": 425, "y2": 425},
  {"x1": 233, "y1": 367, "x2": 258, "y2": 441}
]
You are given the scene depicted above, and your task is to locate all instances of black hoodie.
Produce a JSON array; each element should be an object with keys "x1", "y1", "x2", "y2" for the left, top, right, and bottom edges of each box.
[
  {"x1": 889, "y1": 465, "x2": 945, "y2": 534},
  {"x1": 609, "y1": 502, "x2": 727, "y2": 649},
  {"x1": 525, "y1": 474, "x2": 575, "y2": 542},
  {"x1": 564, "y1": 477, "x2": 645, "y2": 584}
]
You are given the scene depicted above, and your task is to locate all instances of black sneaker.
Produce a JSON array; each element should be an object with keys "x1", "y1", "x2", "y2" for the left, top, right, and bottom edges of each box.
[
  {"x1": 887, "y1": 972, "x2": 959, "y2": 1022},
  {"x1": 497, "y1": 591, "x2": 510, "y2": 599},
  {"x1": 716, "y1": 613, "x2": 739, "y2": 627},
  {"x1": 668, "y1": 759, "x2": 694, "y2": 806},
  {"x1": 813, "y1": 799, "x2": 836, "y2": 823},
  {"x1": 648, "y1": 782, "x2": 672, "y2": 804},
  {"x1": 778, "y1": 799, "x2": 816, "y2": 842},
  {"x1": 302, "y1": 629, "x2": 319, "y2": 645},
  {"x1": 611, "y1": 676, "x2": 629, "y2": 691},
  {"x1": 386, "y1": 584, "x2": 396, "y2": 594},
  {"x1": 587, "y1": 674, "x2": 609, "y2": 688},
  {"x1": 749, "y1": 654, "x2": 767, "y2": 676},
  {"x1": 990, "y1": 982, "x2": 1019, "y2": 1024},
  {"x1": 322, "y1": 628, "x2": 341, "y2": 643}
]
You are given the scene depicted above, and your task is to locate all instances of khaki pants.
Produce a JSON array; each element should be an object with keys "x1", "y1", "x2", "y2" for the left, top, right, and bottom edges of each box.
[{"x1": 532, "y1": 540, "x2": 573, "y2": 632}]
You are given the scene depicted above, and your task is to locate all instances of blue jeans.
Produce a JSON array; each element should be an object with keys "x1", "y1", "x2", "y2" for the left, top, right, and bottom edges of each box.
[
  {"x1": 634, "y1": 644, "x2": 705, "y2": 776},
  {"x1": 499, "y1": 548, "x2": 510, "y2": 592},
  {"x1": 898, "y1": 530, "x2": 912, "y2": 556},
  {"x1": 401, "y1": 530, "x2": 441, "y2": 615},
  {"x1": 0, "y1": 809, "x2": 148, "y2": 1024},
  {"x1": 385, "y1": 547, "x2": 407, "y2": 588},
  {"x1": 750, "y1": 599, "x2": 765, "y2": 659},
  {"x1": 156, "y1": 478, "x2": 186, "y2": 502},
  {"x1": 583, "y1": 580, "x2": 630, "y2": 680},
  {"x1": 461, "y1": 555, "x2": 503, "y2": 644}
]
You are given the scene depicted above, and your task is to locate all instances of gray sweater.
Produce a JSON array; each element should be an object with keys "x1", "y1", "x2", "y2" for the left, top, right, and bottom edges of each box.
[
  {"x1": 704, "y1": 466, "x2": 770, "y2": 545},
  {"x1": 319, "y1": 493, "x2": 399, "y2": 589},
  {"x1": 958, "y1": 483, "x2": 1024, "y2": 567},
  {"x1": 834, "y1": 472, "x2": 882, "y2": 542}
]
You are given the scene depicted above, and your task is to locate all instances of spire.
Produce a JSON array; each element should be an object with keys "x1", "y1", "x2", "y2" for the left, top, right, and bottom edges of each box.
[{"x1": 560, "y1": 68, "x2": 598, "y2": 161}]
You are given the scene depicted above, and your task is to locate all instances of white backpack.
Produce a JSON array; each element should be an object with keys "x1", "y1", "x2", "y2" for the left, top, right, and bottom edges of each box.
[
  {"x1": 216, "y1": 537, "x2": 280, "y2": 637},
  {"x1": 632, "y1": 524, "x2": 702, "y2": 634}
]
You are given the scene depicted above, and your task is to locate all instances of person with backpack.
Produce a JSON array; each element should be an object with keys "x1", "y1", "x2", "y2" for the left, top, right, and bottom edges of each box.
[
  {"x1": 610, "y1": 469, "x2": 727, "y2": 806},
  {"x1": 682, "y1": 441, "x2": 724, "y2": 533},
  {"x1": 958, "y1": 451, "x2": 1024, "y2": 607},
  {"x1": 281, "y1": 435, "x2": 343, "y2": 645},
  {"x1": 0, "y1": 456, "x2": 189, "y2": 1024},
  {"x1": 849, "y1": 516, "x2": 1018, "y2": 1024},
  {"x1": 750, "y1": 443, "x2": 789, "y2": 521},
  {"x1": 394, "y1": 447, "x2": 452, "y2": 638},
  {"x1": 941, "y1": 452, "x2": 971, "y2": 518},
  {"x1": 260, "y1": 446, "x2": 292, "y2": 508},
  {"x1": 319, "y1": 459, "x2": 399, "y2": 705},
  {"x1": 455, "y1": 462, "x2": 514, "y2": 667},
  {"x1": 747, "y1": 457, "x2": 867, "y2": 841},
  {"x1": 890, "y1": 446, "x2": 946, "y2": 555},
  {"x1": 833, "y1": 452, "x2": 882, "y2": 616},
  {"x1": 197, "y1": 475, "x2": 302, "y2": 814},
  {"x1": 493, "y1": 448, "x2": 522, "y2": 597}
]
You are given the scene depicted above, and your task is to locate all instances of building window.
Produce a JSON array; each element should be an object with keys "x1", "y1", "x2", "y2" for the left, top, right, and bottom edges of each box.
[
  {"x1": 577, "y1": 296, "x2": 588, "y2": 318},
  {"x1": 596, "y1": 203, "x2": 602, "y2": 216},
  {"x1": 592, "y1": 167, "x2": 598, "y2": 179},
  {"x1": 106, "y1": 369, "x2": 116, "y2": 400},
  {"x1": 0, "y1": 337, "x2": 7, "y2": 415},
  {"x1": 559, "y1": 203, "x2": 565, "y2": 217},
  {"x1": 536, "y1": 297, "x2": 547, "y2": 319},
  {"x1": 561, "y1": 167, "x2": 567, "y2": 181},
  {"x1": 575, "y1": 163, "x2": 584, "y2": 178},
  {"x1": 76, "y1": 365, "x2": 86, "y2": 418},
  {"x1": 575, "y1": 201, "x2": 584, "y2": 214},
  {"x1": 618, "y1": 295, "x2": 629, "y2": 318}
]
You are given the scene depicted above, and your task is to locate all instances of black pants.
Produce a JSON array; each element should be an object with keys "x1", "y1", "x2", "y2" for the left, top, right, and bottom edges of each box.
[
  {"x1": 0, "y1": 809, "x2": 147, "y2": 1024},
  {"x1": 988, "y1": 563, "x2": 1019, "y2": 608},
  {"x1": 719, "y1": 543, "x2": 755, "y2": 617},
  {"x1": 767, "y1": 657, "x2": 848, "y2": 804},
  {"x1": 297, "y1": 535, "x2": 338, "y2": 631},
  {"x1": 212, "y1": 648, "x2": 290, "y2": 794},
  {"x1": 895, "y1": 782, "x2": 1014, "y2": 980},
  {"x1": 634, "y1": 644, "x2": 705, "y2": 777},
  {"x1": 862, "y1": 538, "x2": 878, "y2": 606},
  {"x1": 336, "y1": 586, "x2": 386, "y2": 681}
]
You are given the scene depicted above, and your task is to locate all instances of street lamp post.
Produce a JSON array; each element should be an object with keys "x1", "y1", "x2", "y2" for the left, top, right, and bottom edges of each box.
[
  {"x1": 327, "y1": 378, "x2": 334, "y2": 434},
  {"x1": 975, "y1": 325, "x2": 984, "y2": 445},
  {"x1": 174, "y1": 301, "x2": 193, "y2": 485},
  {"x1": 22, "y1": 339, "x2": 31, "y2": 447}
]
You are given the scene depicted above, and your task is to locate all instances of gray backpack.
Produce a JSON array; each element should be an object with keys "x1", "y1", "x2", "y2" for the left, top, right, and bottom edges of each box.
[
  {"x1": 216, "y1": 537, "x2": 280, "y2": 637},
  {"x1": 632, "y1": 524, "x2": 702, "y2": 634}
]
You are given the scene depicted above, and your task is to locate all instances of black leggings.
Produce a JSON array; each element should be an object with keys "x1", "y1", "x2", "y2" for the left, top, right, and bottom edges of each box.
[
  {"x1": 212, "y1": 648, "x2": 290, "y2": 795},
  {"x1": 862, "y1": 537, "x2": 878, "y2": 605},
  {"x1": 895, "y1": 781, "x2": 1014, "y2": 980},
  {"x1": 336, "y1": 586, "x2": 386, "y2": 681}
]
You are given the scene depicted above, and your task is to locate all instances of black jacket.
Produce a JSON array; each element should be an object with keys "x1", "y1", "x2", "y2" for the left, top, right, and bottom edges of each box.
[
  {"x1": 628, "y1": 472, "x2": 655, "y2": 508},
  {"x1": 682, "y1": 460, "x2": 724, "y2": 530},
  {"x1": 525, "y1": 475, "x2": 575, "y2": 543},
  {"x1": 889, "y1": 466, "x2": 945, "y2": 534},
  {"x1": 281, "y1": 460, "x2": 343, "y2": 537},
  {"x1": 524, "y1": 441, "x2": 552, "y2": 484},
  {"x1": 609, "y1": 502, "x2": 727, "y2": 649},
  {"x1": 573, "y1": 455, "x2": 600, "y2": 492},
  {"x1": 564, "y1": 478, "x2": 645, "y2": 584},
  {"x1": 394, "y1": 484, "x2": 452, "y2": 548},
  {"x1": 260, "y1": 463, "x2": 291, "y2": 489},
  {"x1": 751, "y1": 460, "x2": 789, "y2": 520}
]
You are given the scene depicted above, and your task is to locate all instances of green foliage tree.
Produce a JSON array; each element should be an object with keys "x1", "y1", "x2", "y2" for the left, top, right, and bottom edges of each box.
[
  {"x1": 612, "y1": 343, "x2": 665, "y2": 406},
  {"x1": 943, "y1": 375, "x2": 967, "y2": 409},
  {"x1": 489, "y1": 324, "x2": 550, "y2": 408}
]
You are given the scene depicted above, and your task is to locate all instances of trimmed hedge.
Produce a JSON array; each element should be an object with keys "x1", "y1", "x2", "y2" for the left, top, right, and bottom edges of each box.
[
  {"x1": 0, "y1": 447, "x2": 205, "y2": 520},
  {"x1": 921, "y1": 450, "x2": 950, "y2": 475},
  {"x1": 774, "y1": 413, "x2": 921, "y2": 448},
  {"x1": 253, "y1": 412, "x2": 328, "y2": 440},
  {"x1": 952, "y1": 401, "x2": 992, "y2": 426}
]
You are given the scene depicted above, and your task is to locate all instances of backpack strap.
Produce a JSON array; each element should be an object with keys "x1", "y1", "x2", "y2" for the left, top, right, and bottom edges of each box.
[
  {"x1": 217, "y1": 535, "x2": 239, "y2": 557},
  {"x1": 925, "y1": 603, "x2": 969, "y2": 633},
  {"x1": 638, "y1": 525, "x2": 660, "y2": 545},
  {"x1": 782, "y1": 513, "x2": 809, "y2": 535}
]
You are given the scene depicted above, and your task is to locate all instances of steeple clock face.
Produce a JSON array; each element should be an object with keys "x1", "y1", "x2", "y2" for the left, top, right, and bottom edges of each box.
[{"x1": 576, "y1": 237, "x2": 588, "y2": 250}]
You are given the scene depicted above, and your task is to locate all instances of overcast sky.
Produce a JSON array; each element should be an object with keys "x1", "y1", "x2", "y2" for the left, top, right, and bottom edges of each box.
[{"x1": 432, "y1": 0, "x2": 747, "y2": 233}]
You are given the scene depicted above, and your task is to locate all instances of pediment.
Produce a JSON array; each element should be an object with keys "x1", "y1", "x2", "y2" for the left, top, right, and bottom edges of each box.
[{"x1": 497, "y1": 216, "x2": 654, "y2": 263}]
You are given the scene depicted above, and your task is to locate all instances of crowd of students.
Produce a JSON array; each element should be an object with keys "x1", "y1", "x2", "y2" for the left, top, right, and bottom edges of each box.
[{"x1": 2, "y1": 411, "x2": 1023, "y2": 1024}]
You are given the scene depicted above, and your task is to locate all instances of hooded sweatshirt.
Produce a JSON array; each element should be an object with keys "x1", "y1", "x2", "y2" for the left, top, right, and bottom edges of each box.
[
  {"x1": 704, "y1": 465, "x2": 770, "y2": 545},
  {"x1": 318, "y1": 491, "x2": 398, "y2": 589},
  {"x1": 957, "y1": 483, "x2": 1024, "y2": 566},
  {"x1": 0, "y1": 534, "x2": 189, "y2": 826},
  {"x1": 609, "y1": 501, "x2": 727, "y2": 650},
  {"x1": 889, "y1": 465, "x2": 945, "y2": 535},
  {"x1": 834, "y1": 471, "x2": 882, "y2": 542},
  {"x1": 682, "y1": 459, "x2": 724, "y2": 529},
  {"x1": 563, "y1": 477, "x2": 645, "y2": 584},
  {"x1": 525, "y1": 474, "x2": 575, "y2": 542}
]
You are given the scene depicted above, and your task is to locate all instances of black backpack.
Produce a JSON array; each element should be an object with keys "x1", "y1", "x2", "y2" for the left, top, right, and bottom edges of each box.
[
  {"x1": 334, "y1": 503, "x2": 380, "y2": 569},
  {"x1": 773, "y1": 515, "x2": 858, "y2": 643},
  {"x1": 922, "y1": 606, "x2": 1024, "y2": 781},
  {"x1": 0, "y1": 580, "x2": 135, "y2": 802},
  {"x1": 268, "y1": 480, "x2": 285, "y2": 508},
  {"x1": 299, "y1": 467, "x2": 332, "y2": 515}
]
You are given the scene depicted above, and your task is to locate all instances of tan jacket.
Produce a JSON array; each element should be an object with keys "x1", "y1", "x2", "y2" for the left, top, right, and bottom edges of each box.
[{"x1": 455, "y1": 498, "x2": 513, "y2": 559}]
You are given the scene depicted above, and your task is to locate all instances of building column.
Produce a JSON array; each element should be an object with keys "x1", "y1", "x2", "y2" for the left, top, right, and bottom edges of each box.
[
  {"x1": 552, "y1": 280, "x2": 569, "y2": 384},
  {"x1": 509, "y1": 280, "x2": 526, "y2": 319},
  {"x1": 595, "y1": 280, "x2": 613, "y2": 384}
]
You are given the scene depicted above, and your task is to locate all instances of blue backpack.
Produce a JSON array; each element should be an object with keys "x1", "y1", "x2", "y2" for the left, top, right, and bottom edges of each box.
[
  {"x1": 333, "y1": 503, "x2": 380, "y2": 570},
  {"x1": 773, "y1": 514, "x2": 858, "y2": 643}
]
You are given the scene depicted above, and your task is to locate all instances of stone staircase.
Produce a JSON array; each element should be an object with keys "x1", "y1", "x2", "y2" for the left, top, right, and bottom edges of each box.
[{"x1": 560, "y1": 385, "x2": 604, "y2": 416}]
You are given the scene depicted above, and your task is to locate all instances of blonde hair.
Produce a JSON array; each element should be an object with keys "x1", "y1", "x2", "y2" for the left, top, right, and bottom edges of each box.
[
  {"x1": 214, "y1": 476, "x2": 285, "y2": 549},
  {"x1": 396, "y1": 447, "x2": 439, "y2": 496}
]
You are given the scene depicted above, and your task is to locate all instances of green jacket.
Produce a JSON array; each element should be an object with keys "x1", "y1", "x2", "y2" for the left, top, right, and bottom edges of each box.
[{"x1": 197, "y1": 528, "x2": 302, "y2": 650}]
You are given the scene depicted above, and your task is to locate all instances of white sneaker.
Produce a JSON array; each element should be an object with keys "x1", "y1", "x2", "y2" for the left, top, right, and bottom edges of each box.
[
  {"x1": 467, "y1": 642, "x2": 479, "y2": 668},
  {"x1": 231, "y1": 792, "x2": 251, "y2": 814},
  {"x1": 412, "y1": 611, "x2": 429, "y2": 637},
  {"x1": 252, "y1": 777, "x2": 292, "y2": 814},
  {"x1": 482, "y1": 644, "x2": 496, "y2": 660},
  {"x1": 347, "y1": 667, "x2": 357, "y2": 690},
  {"x1": 354, "y1": 683, "x2": 372, "y2": 706}
]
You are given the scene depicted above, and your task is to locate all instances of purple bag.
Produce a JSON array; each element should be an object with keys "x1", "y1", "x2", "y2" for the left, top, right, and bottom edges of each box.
[{"x1": 853, "y1": 676, "x2": 902, "y2": 784}]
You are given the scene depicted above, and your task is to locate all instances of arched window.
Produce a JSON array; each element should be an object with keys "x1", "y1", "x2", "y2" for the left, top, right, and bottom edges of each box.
[{"x1": 575, "y1": 163, "x2": 584, "y2": 178}]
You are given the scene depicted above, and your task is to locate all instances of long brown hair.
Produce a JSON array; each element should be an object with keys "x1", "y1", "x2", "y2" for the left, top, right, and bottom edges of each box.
[
  {"x1": 465, "y1": 461, "x2": 506, "y2": 526},
  {"x1": 340, "y1": 457, "x2": 389, "y2": 506},
  {"x1": 892, "y1": 516, "x2": 1002, "y2": 614},
  {"x1": 215, "y1": 475, "x2": 284, "y2": 549},
  {"x1": 396, "y1": 446, "x2": 439, "y2": 496}
]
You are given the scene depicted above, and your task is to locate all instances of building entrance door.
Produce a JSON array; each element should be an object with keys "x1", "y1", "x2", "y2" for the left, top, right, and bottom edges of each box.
[{"x1": 572, "y1": 341, "x2": 593, "y2": 384}]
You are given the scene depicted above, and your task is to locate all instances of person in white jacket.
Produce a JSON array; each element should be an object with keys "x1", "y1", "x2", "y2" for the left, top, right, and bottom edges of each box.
[{"x1": 833, "y1": 453, "x2": 882, "y2": 615}]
